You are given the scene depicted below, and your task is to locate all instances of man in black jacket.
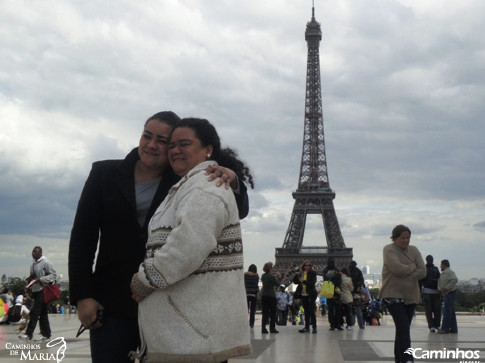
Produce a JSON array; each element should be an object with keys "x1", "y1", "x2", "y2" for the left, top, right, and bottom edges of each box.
[
  {"x1": 419, "y1": 255, "x2": 441, "y2": 332},
  {"x1": 322, "y1": 258, "x2": 342, "y2": 331}
]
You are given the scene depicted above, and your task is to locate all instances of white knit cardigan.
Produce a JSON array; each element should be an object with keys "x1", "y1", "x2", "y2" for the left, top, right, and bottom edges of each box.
[{"x1": 131, "y1": 161, "x2": 251, "y2": 362}]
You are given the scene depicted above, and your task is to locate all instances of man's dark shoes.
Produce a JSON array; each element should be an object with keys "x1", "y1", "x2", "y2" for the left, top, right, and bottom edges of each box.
[
  {"x1": 270, "y1": 329, "x2": 279, "y2": 333},
  {"x1": 261, "y1": 328, "x2": 269, "y2": 334},
  {"x1": 298, "y1": 327, "x2": 310, "y2": 333}
]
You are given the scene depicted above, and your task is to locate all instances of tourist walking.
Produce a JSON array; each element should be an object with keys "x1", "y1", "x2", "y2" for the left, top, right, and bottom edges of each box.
[
  {"x1": 340, "y1": 267, "x2": 354, "y2": 330},
  {"x1": 244, "y1": 264, "x2": 260, "y2": 328},
  {"x1": 378, "y1": 225, "x2": 426, "y2": 363},
  {"x1": 19, "y1": 246, "x2": 57, "y2": 342},
  {"x1": 322, "y1": 258, "x2": 342, "y2": 331}
]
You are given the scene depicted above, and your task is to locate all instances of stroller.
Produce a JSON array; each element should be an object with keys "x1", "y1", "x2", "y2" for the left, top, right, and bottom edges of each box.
[{"x1": 365, "y1": 298, "x2": 382, "y2": 326}]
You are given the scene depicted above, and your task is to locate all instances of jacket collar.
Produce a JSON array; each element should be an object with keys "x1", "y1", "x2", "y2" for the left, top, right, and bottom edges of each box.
[
  {"x1": 33, "y1": 255, "x2": 46, "y2": 264},
  {"x1": 169, "y1": 160, "x2": 217, "y2": 194}
]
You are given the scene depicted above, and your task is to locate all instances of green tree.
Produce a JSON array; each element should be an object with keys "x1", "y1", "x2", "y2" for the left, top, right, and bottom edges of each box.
[{"x1": 3, "y1": 278, "x2": 27, "y2": 297}]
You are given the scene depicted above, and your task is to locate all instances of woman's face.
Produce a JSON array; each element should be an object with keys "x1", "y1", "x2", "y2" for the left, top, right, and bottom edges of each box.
[
  {"x1": 394, "y1": 230, "x2": 411, "y2": 250},
  {"x1": 168, "y1": 127, "x2": 212, "y2": 177},
  {"x1": 138, "y1": 120, "x2": 173, "y2": 171}
]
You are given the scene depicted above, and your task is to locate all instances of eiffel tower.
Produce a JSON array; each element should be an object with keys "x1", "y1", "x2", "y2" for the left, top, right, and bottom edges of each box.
[{"x1": 274, "y1": 5, "x2": 353, "y2": 284}]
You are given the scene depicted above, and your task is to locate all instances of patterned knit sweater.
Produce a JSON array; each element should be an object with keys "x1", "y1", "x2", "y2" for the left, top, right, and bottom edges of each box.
[{"x1": 131, "y1": 161, "x2": 251, "y2": 362}]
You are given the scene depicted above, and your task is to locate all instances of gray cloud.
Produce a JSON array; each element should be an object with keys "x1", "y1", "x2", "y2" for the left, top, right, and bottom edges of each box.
[{"x1": 1, "y1": 0, "x2": 484, "y2": 280}]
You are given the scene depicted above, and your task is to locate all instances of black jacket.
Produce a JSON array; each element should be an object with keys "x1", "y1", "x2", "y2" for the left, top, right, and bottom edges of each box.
[
  {"x1": 350, "y1": 266, "x2": 365, "y2": 294},
  {"x1": 420, "y1": 264, "x2": 440, "y2": 290},
  {"x1": 68, "y1": 148, "x2": 248, "y2": 319},
  {"x1": 293, "y1": 270, "x2": 318, "y2": 299}
]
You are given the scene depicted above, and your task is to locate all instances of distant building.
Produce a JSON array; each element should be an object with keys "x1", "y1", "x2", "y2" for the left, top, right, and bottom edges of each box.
[
  {"x1": 363, "y1": 265, "x2": 370, "y2": 274},
  {"x1": 364, "y1": 273, "x2": 381, "y2": 288}
]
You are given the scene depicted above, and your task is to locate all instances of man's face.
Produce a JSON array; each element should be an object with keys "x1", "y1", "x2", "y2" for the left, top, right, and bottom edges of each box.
[
  {"x1": 32, "y1": 248, "x2": 42, "y2": 260},
  {"x1": 440, "y1": 263, "x2": 446, "y2": 271}
]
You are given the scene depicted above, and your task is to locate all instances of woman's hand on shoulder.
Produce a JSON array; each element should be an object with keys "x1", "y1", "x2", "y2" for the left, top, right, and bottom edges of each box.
[{"x1": 205, "y1": 165, "x2": 237, "y2": 190}]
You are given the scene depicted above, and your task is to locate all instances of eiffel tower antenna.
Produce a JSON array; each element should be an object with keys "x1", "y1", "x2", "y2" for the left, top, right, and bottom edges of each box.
[{"x1": 274, "y1": 3, "x2": 353, "y2": 283}]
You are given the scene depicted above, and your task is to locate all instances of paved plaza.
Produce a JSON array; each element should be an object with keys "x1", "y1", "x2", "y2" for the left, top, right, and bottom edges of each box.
[{"x1": 1, "y1": 312, "x2": 484, "y2": 362}]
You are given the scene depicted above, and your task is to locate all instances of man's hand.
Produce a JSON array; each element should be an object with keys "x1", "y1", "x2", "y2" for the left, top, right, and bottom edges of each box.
[
  {"x1": 77, "y1": 298, "x2": 104, "y2": 330},
  {"x1": 205, "y1": 165, "x2": 237, "y2": 190}
]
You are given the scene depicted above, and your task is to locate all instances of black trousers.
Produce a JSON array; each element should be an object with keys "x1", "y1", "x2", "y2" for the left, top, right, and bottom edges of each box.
[
  {"x1": 90, "y1": 313, "x2": 140, "y2": 363},
  {"x1": 388, "y1": 302, "x2": 416, "y2": 363},
  {"x1": 327, "y1": 298, "x2": 342, "y2": 329},
  {"x1": 422, "y1": 293, "x2": 441, "y2": 329},
  {"x1": 301, "y1": 295, "x2": 317, "y2": 330},
  {"x1": 261, "y1": 296, "x2": 277, "y2": 331},
  {"x1": 26, "y1": 290, "x2": 51, "y2": 338}
]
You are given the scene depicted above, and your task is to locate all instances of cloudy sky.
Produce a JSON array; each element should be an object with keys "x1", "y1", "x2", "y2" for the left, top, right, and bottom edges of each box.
[{"x1": 1, "y1": 0, "x2": 484, "y2": 283}]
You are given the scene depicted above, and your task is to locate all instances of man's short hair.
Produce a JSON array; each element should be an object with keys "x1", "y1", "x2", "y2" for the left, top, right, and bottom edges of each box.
[{"x1": 441, "y1": 259, "x2": 450, "y2": 267}]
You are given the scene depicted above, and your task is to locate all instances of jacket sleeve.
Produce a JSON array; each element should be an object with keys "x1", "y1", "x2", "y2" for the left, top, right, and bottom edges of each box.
[
  {"x1": 413, "y1": 248, "x2": 426, "y2": 281},
  {"x1": 442, "y1": 271, "x2": 458, "y2": 291},
  {"x1": 293, "y1": 273, "x2": 301, "y2": 285},
  {"x1": 68, "y1": 163, "x2": 103, "y2": 304},
  {"x1": 383, "y1": 246, "x2": 416, "y2": 277},
  {"x1": 132, "y1": 188, "x2": 229, "y2": 297},
  {"x1": 40, "y1": 260, "x2": 57, "y2": 285}
]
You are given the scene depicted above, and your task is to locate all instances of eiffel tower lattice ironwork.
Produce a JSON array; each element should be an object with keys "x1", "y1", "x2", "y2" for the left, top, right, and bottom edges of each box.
[{"x1": 274, "y1": 6, "x2": 352, "y2": 284}]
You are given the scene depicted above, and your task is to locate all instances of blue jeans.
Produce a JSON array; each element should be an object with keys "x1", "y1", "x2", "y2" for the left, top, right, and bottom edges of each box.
[
  {"x1": 26, "y1": 290, "x2": 51, "y2": 338},
  {"x1": 89, "y1": 313, "x2": 140, "y2": 363},
  {"x1": 355, "y1": 305, "x2": 365, "y2": 327},
  {"x1": 441, "y1": 291, "x2": 458, "y2": 333},
  {"x1": 387, "y1": 302, "x2": 415, "y2": 363}
]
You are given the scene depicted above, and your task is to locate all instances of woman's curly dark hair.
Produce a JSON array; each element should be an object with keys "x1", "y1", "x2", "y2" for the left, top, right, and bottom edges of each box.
[{"x1": 173, "y1": 118, "x2": 254, "y2": 189}]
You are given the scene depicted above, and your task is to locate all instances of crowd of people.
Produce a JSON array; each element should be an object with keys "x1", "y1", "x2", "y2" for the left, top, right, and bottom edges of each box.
[{"x1": 242, "y1": 224, "x2": 460, "y2": 363}]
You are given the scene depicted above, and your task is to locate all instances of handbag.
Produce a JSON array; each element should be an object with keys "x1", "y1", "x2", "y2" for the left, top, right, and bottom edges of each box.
[
  {"x1": 320, "y1": 280, "x2": 335, "y2": 298},
  {"x1": 43, "y1": 283, "x2": 61, "y2": 304}
]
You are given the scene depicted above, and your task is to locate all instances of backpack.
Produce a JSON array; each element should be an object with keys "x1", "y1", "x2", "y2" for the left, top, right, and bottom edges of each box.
[
  {"x1": 320, "y1": 280, "x2": 335, "y2": 298},
  {"x1": 422, "y1": 265, "x2": 440, "y2": 289},
  {"x1": 8, "y1": 305, "x2": 22, "y2": 323}
]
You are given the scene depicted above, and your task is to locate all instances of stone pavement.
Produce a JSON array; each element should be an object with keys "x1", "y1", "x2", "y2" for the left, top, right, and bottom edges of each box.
[{"x1": 1, "y1": 312, "x2": 484, "y2": 362}]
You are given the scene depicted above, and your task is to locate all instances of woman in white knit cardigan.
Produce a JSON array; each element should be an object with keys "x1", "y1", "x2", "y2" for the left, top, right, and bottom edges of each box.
[{"x1": 131, "y1": 118, "x2": 254, "y2": 363}]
